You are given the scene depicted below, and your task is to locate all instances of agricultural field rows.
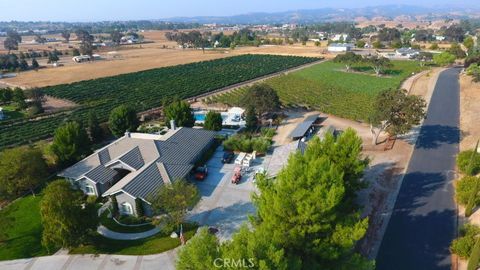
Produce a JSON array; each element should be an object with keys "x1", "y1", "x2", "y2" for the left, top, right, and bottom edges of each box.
[
  {"x1": 209, "y1": 60, "x2": 426, "y2": 120},
  {"x1": 0, "y1": 54, "x2": 318, "y2": 149}
]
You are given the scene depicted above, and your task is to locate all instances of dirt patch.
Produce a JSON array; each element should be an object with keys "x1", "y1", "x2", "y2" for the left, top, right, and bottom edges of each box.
[
  {"x1": 459, "y1": 74, "x2": 480, "y2": 151},
  {"x1": 43, "y1": 95, "x2": 77, "y2": 113}
]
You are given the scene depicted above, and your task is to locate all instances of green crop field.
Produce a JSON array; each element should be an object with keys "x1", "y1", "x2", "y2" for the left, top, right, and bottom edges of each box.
[
  {"x1": 208, "y1": 60, "x2": 427, "y2": 121},
  {"x1": 0, "y1": 54, "x2": 319, "y2": 149}
]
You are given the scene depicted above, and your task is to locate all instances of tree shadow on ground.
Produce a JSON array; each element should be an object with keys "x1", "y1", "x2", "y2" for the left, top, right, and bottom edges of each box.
[
  {"x1": 403, "y1": 124, "x2": 460, "y2": 149},
  {"x1": 376, "y1": 172, "x2": 455, "y2": 270}
]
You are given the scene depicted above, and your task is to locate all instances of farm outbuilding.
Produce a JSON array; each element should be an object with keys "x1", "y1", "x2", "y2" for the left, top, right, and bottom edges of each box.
[
  {"x1": 327, "y1": 43, "x2": 354, "y2": 52},
  {"x1": 288, "y1": 114, "x2": 320, "y2": 141}
]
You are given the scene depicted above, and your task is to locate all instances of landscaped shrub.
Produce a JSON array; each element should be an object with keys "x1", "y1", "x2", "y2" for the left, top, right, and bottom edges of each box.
[
  {"x1": 456, "y1": 176, "x2": 480, "y2": 206},
  {"x1": 223, "y1": 134, "x2": 272, "y2": 154},
  {"x1": 252, "y1": 137, "x2": 271, "y2": 154},
  {"x1": 451, "y1": 224, "x2": 480, "y2": 259},
  {"x1": 110, "y1": 196, "x2": 119, "y2": 217},
  {"x1": 260, "y1": 127, "x2": 276, "y2": 139},
  {"x1": 86, "y1": 195, "x2": 97, "y2": 205},
  {"x1": 135, "y1": 198, "x2": 144, "y2": 217},
  {"x1": 468, "y1": 237, "x2": 480, "y2": 270},
  {"x1": 457, "y1": 150, "x2": 480, "y2": 176}
]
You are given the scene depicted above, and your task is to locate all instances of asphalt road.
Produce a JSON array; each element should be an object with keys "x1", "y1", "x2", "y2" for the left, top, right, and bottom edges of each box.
[{"x1": 376, "y1": 68, "x2": 461, "y2": 270}]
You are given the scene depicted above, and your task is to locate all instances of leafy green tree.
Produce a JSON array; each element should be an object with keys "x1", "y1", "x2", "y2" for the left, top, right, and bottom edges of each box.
[
  {"x1": 51, "y1": 121, "x2": 91, "y2": 167},
  {"x1": 414, "y1": 52, "x2": 434, "y2": 67},
  {"x1": 12, "y1": 87, "x2": 27, "y2": 109},
  {"x1": 178, "y1": 131, "x2": 373, "y2": 270},
  {"x1": 369, "y1": 89, "x2": 426, "y2": 145},
  {"x1": 356, "y1": 40, "x2": 366, "y2": 48},
  {"x1": 204, "y1": 111, "x2": 223, "y2": 131},
  {"x1": 464, "y1": 36, "x2": 475, "y2": 51},
  {"x1": 241, "y1": 84, "x2": 280, "y2": 116},
  {"x1": 372, "y1": 41, "x2": 384, "y2": 49},
  {"x1": 47, "y1": 52, "x2": 59, "y2": 63},
  {"x1": 87, "y1": 110, "x2": 103, "y2": 143},
  {"x1": 433, "y1": 52, "x2": 456, "y2": 66},
  {"x1": 448, "y1": 43, "x2": 467, "y2": 59},
  {"x1": 75, "y1": 29, "x2": 94, "y2": 56},
  {"x1": 61, "y1": 30, "x2": 71, "y2": 43},
  {"x1": 251, "y1": 135, "x2": 371, "y2": 268},
  {"x1": 176, "y1": 227, "x2": 221, "y2": 270},
  {"x1": 40, "y1": 180, "x2": 98, "y2": 252},
  {"x1": 110, "y1": 31, "x2": 123, "y2": 45},
  {"x1": 221, "y1": 224, "x2": 292, "y2": 269},
  {"x1": 0, "y1": 146, "x2": 48, "y2": 198},
  {"x1": 333, "y1": 52, "x2": 363, "y2": 72},
  {"x1": 149, "y1": 179, "x2": 200, "y2": 230},
  {"x1": 245, "y1": 105, "x2": 258, "y2": 132},
  {"x1": 163, "y1": 100, "x2": 195, "y2": 128},
  {"x1": 429, "y1": 43, "x2": 439, "y2": 50},
  {"x1": 3, "y1": 30, "x2": 21, "y2": 53},
  {"x1": 0, "y1": 88, "x2": 13, "y2": 103},
  {"x1": 31, "y1": 58, "x2": 39, "y2": 69},
  {"x1": 108, "y1": 105, "x2": 139, "y2": 137},
  {"x1": 365, "y1": 56, "x2": 392, "y2": 76}
]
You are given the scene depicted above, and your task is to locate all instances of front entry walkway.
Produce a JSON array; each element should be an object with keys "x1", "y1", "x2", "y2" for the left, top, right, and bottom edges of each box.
[{"x1": 97, "y1": 225, "x2": 161, "y2": 240}]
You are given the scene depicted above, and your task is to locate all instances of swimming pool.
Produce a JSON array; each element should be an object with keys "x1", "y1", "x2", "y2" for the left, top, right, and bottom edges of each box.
[{"x1": 194, "y1": 112, "x2": 228, "y2": 122}]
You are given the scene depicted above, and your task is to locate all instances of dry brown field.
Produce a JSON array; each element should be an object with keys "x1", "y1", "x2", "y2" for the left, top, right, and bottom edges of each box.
[{"x1": 459, "y1": 74, "x2": 480, "y2": 151}]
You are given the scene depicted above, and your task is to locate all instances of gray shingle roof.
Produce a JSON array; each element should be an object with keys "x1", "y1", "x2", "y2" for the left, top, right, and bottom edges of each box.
[
  {"x1": 84, "y1": 165, "x2": 118, "y2": 184},
  {"x1": 155, "y1": 128, "x2": 216, "y2": 164},
  {"x1": 118, "y1": 146, "x2": 145, "y2": 170},
  {"x1": 98, "y1": 149, "x2": 111, "y2": 164},
  {"x1": 288, "y1": 114, "x2": 319, "y2": 139},
  {"x1": 97, "y1": 127, "x2": 216, "y2": 200},
  {"x1": 122, "y1": 162, "x2": 193, "y2": 200}
]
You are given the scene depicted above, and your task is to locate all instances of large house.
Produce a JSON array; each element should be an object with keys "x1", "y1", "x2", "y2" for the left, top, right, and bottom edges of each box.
[{"x1": 59, "y1": 127, "x2": 216, "y2": 216}]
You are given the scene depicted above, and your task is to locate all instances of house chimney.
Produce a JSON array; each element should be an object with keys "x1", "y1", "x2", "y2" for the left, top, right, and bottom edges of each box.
[
  {"x1": 170, "y1": 120, "x2": 176, "y2": 130},
  {"x1": 125, "y1": 131, "x2": 131, "y2": 138}
]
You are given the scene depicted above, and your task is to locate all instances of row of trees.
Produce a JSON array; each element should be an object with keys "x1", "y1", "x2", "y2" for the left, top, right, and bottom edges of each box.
[
  {"x1": 0, "y1": 53, "x2": 39, "y2": 71},
  {"x1": 177, "y1": 129, "x2": 373, "y2": 269},
  {"x1": 334, "y1": 53, "x2": 393, "y2": 76},
  {"x1": 0, "y1": 87, "x2": 44, "y2": 115}
]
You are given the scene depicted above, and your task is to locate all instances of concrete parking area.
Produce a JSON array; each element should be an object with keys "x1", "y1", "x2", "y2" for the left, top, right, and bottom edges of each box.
[{"x1": 188, "y1": 146, "x2": 269, "y2": 241}]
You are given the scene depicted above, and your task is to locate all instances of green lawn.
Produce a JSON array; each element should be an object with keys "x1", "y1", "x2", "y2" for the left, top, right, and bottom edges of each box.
[
  {"x1": 209, "y1": 60, "x2": 427, "y2": 121},
  {"x1": 0, "y1": 195, "x2": 51, "y2": 261},
  {"x1": 100, "y1": 211, "x2": 155, "y2": 233},
  {"x1": 70, "y1": 223, "x2": 198, "y2": 255},
  {"x1": 0, "y1": 104, "x2": 25, "y2": 121}
]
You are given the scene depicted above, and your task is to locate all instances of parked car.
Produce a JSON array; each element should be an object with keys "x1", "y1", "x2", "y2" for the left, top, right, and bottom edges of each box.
[
  {"x1": 231, "y1": 166, "x2": 242, "y2": 184},
  {"x1": 194, "y1": 166, "x2": 208, "y2": 180},
  {"x1": 222, "y1": 151, "x2": 234, "y2": 163}
]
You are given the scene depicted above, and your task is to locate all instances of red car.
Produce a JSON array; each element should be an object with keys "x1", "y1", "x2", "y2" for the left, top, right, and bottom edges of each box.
[
  {"x1": 231, "y1": 166, "x2": 242, "y2": 184},
  {"x1": 194, "y1": 166, "x2": 208, "y2": 181}
]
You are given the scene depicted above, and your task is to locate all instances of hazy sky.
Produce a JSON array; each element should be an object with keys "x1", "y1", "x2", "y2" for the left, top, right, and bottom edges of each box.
[{"x1": 0, "y1": 0, "x2": 476, "y2": 22}]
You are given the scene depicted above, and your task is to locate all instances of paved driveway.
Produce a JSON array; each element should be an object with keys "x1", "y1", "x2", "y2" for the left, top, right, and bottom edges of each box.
[
  {"x1": 188, "y1": 147, "x2": 267, "y2": 240},
  {"x1": 376, "y1": 68, "x2": 460, "y2": 270}
]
